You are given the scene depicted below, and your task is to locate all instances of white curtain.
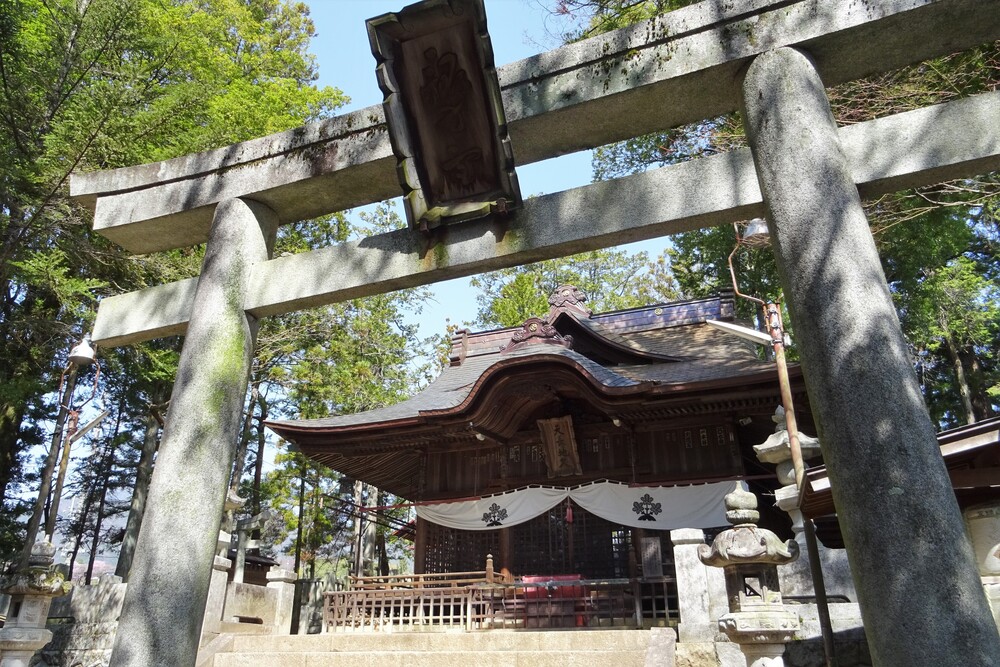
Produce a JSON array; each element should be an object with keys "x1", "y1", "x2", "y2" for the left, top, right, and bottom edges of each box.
[
  {"x1": 416, "y1": 481, "x2": 733, "y2": 531},
  {"x1": 416, "y1": 486, "x2": 568, "y2": 530},
  {"x1": 569, "y1": 481, "x2": 732, "y2": 530}
]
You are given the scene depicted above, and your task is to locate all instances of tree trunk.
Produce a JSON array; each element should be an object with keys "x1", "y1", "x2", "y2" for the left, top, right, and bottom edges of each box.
[
  {"x1": 941, "y1": 315, "x2": 976, "y2": 424},
  {"x1": 0, "y1": 405, "x2": 24, "y2": 507},
  {"x1": 87, "y1": 400, "x2": 125, "y2": 583},
  {"x1": 0, "y1": 402, "x2": 26, "y2": 510},
  {"x1": 251, "y1": 394, "x2": 269, "y2": 515},
  {"x1": 293, "y1": 466, "x2": 306, "y2": 578},
  {"x1": 352, "y1": 479, "x2": 364, "y2": 577},
  {"x1": 307, "y1": 475, "x2": 322, "y2": 580},
  {"x1": 362, "y1": 484, "x2": 376, "y2": 576},
  {"x1": 116, "y1": 392, "x2": 166, "y2": 580},
  {"x1": 230, "y1": 381, "x2": 258, "y2": 498},
  {"x1": 85, "y1": 462, "x2": 111, "y2": 584},
  {"x1": 67, "y1": 478, "x2": 97, "y2": 581},
  {"x1": 376, "y1": 490, "x2": 389, "y2": 576},
  {"x1": 960, "y1": 348, "x2": 997, "y2": 421},
  {"x1": 21, "y1": 367, "x2": 78, "y2": 564}
]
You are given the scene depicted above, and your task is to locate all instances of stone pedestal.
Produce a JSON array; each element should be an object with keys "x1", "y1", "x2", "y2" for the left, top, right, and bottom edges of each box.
[
  {"x1": 671, "y1": 528, "x2": 727, "y2": 643},
  {"x1": 40, "y1": 574, "x2": 126, "y2": 667},
  {"x1": 741, "y1": 643, "x2": 791, "y2": 667},
  {"x1": 267, "y1": 568, "x2": 297, "y2": 635},
  {"x1": 965, "y1": 502, "x2": 1000, "y2": 631},
  {"x1": 0, "y1": 542, "x2": 71, "y2": 667},
  {"x1": 201, "y1": 556, "x2": 232, "y2": 639}
]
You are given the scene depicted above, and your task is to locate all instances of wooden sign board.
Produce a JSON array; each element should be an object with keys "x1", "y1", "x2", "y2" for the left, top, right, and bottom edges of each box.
[{"x1": 368, "y1": 0, "x2": 520, "y2": 230}]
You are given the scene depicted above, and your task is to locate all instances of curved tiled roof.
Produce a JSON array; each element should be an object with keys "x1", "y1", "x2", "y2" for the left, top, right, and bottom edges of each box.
[
  {"x1": 266, "y1": 292, "x2": 777, "y2": 439},
  {"x1": 267, "y1": 344, "x2": 647, "y2": 433}
]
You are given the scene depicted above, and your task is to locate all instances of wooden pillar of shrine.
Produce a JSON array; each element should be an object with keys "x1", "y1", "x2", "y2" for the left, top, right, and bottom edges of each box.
[{"x1": 413, "y1": 516, "x2": 428, "y2": 574}]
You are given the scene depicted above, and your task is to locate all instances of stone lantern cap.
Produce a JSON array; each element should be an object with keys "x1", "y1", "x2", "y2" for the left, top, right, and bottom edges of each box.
[
  {"x1": 753, "y1": 406, "x2": 822, "y2": 464},
  {"x1": 698, "y1": 484, "x2": 799, "y2": 567},
  {"x1": 1, "y1": 540, "x2": 71, "y2": 598}
]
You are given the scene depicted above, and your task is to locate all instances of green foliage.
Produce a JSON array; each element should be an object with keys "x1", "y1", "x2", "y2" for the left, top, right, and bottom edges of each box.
[
  {"x1": 905, "y1": 257, "x2": 999, "y2": 355},
  {"x1": 471, "y1": 248, "x2": 679, "y2": 329},
  {"x1": 258, "y1": 450, "x2": 345, "y2": 575},
  {"x1": 554, "y1": 0, "x2": 698, "y2": 41},
  {"x1": 0, "y1": 0, "x2": 345, "y2": 557},
  {"x1": 10, "y1": 249, "x2": 105, "y2": 320}
]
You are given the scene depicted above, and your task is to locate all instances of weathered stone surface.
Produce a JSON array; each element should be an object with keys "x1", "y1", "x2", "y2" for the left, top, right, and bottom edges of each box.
[
  {"x1": 223, "y1": 582, "x2": 278, "y2": 626},
  {"x1": 964, "y1": 501, "x2": 1000, "y2": 576},
  {"x1": 39, "y1": 621, "x2": 119, "y2": 667},
  {"x1": 266, "y1": 569, "x2": 296, "y2": 635},
  {"x1": 644, "y1": 626, "x2": 676, "y2": 667},
  {"x1": 699, "y1": 486, "x2": 798, "y2": 568},
  {"x1": 675, "y1": 642, "x2": 718, "y2": 667},
  {"x1": 741, "y1": 45, "x2": 1000, "y2": 667},
  {"x1": 202, "y1": 556, "x2": 232, "y2": 639},
  {"x1": 48, "y1": 574, "x2": 125, "y2": 625},
  {"x1": 717, "y1": 609, "x2": 798, "y2": 644},
  {"x1": 69, "y1": 0, "x2": 1000, "y2": 254},
  {"x1": 783, "y1": 624, "x2": 872, "y2": 667},
  {"x1": 109, "y1": 199, "x2": 277, "y2": 667},
  {"x1": 673, "y1": 529, "x2": 727, "y2": 643},
  {"x1": 88, "y1": 89, "x2": 1000, "y2": 347}
]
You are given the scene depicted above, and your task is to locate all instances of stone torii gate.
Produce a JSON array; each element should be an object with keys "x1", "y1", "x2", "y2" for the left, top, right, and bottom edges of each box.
[{"x1": 68, "y1": 1, "x2": 1000, "y2": 666}]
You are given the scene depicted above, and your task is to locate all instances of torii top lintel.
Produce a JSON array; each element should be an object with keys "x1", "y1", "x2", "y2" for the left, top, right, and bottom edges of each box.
[
  {"x1": 68, "y1": 0, "x2": 1000, "y2": 347},
  {"x1": 70, "y1": 0, "x2": 998, "y2": 255}
]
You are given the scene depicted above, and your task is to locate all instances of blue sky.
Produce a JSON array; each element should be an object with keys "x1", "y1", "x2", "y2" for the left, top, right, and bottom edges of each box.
[{"x1": 302, "y1": 1, "x2": 668, "y2": 339}]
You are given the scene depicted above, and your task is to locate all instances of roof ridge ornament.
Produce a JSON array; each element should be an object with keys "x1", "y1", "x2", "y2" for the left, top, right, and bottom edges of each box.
[
  {"x1": 449, "y1": 328, "x2": 470, "y2": 366},
  {"x1": 548, "y1": 284, "x2": 591, "y2": 317},
  {"x1": 500, "y1": 316, "x2": 573, "y2": 354}
]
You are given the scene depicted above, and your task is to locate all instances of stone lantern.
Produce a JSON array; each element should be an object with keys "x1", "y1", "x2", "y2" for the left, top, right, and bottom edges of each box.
[
  {"x1": 753, "y1": 407, "x2": 822, "y2": 489},
  {"x1": 699, "y1": 484, "x2": 800, "y2": 667},
  {"x1": 0, "y1": 540, "x2": 72, "y2": 667}
]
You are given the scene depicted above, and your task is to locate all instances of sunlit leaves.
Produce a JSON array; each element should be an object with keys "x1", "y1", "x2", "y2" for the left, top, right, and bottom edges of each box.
[{"x1": 471, "y1": 248, "x2": 680, "y2": 329}]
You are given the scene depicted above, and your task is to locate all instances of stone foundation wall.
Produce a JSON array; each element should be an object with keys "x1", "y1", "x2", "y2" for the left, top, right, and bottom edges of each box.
[
  {"x1": 31, "y1": 570, "x2": 295, "y2": 666},
  {"x1": 36, "y1": 575, "x2": 125, "y2": 667}
]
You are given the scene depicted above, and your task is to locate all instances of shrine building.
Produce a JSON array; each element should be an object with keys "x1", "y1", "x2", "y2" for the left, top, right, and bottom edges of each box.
[{"x1": 267, "y1": 285, "x2": 815, "y2": 627}]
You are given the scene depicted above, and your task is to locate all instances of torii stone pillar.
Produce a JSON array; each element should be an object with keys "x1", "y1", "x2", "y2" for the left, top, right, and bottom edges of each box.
[
  {"x1": 109, "y1": 198, "x2": 277, "y2": 667},
  {"x1": 741, "y1": 47, "x2": 1000, "y2": 666}
]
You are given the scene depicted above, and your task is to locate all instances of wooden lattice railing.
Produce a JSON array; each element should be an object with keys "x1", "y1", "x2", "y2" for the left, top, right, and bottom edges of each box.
[
  {"x1": 325, "y1": 586, "x2": 478, "y2": 631},
  {"x1": 348, "y1": 568, "x2": 505, "y2": 590},
  {"x1": 323, "y1": 565, "x2": 678, "y2": 633}
]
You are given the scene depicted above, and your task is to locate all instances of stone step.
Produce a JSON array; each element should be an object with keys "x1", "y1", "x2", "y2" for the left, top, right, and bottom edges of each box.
[
  {"x1": 214, "y1": 649, "x2": 647, "y2": 667},
  {"x1": 219, "y1": 621, "x2": 274, "y2": 635},
  {"x1": 230, "y1": 629, "x2": 650, "y2": 654}
]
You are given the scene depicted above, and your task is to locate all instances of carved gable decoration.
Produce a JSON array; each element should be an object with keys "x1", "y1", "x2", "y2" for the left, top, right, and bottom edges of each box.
[
  {"x1": 548, "y1": 284, "x2": 591, "y2": 317},
  {"x1": 500, "y1": 317, "x2": 572, "y2": 354},
  {"x1": 537, "y1": 415, "x2": 583, "y2": 478}
]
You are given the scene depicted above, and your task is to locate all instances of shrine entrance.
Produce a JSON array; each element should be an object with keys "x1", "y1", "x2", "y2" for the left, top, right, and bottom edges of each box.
[{"x1": 61, "y1": 1, "x2": 1000, "y2": 665}]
